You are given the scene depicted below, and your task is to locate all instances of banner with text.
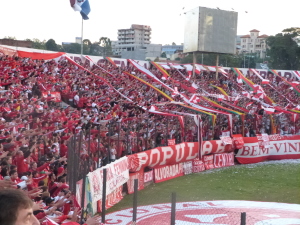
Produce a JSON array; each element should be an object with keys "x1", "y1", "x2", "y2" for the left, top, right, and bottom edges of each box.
[
  {"x1": 144, "y1": 170, "x2": 154, "y2": 183},
  {"x1": 127, "y1": 171, "x2": 145, "y2": 194},
  {"x1": 236, "y1": 135, "x2": 300, "y2": 164},
  {"x1": 87, "y1": 157, "x2": 129, "y2": 204},
  {"x1": 128, "y1": 141, "x2": 234, "y2": 172},
  {"x1": 213, "y1": 152, "x2": 235, "y2": 168},
  {"x1": 154, "y1": 163, "x2": 184, "y2": 183}
]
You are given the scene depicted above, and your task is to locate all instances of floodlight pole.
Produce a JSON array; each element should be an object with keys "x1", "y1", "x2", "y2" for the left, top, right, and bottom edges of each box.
[
  {"x1": 81, "y1": 18, "x2": 84, "y2": 57},
  {"x1": 192, "y1": 52, "x2": 196, "y2": 79},
  {"x1": 216, "y1": 54, "x2": 219, "y2": 80}
]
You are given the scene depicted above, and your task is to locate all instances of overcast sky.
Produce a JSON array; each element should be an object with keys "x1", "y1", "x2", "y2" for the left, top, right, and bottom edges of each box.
[{"x1": 1, "y1": 0, "x2": 298, "y2": 45}]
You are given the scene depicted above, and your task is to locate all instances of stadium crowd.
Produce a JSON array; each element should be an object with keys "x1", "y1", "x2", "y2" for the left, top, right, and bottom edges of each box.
[{"x1": 0, "y1": 53, "x2": 299, "y2": 224}]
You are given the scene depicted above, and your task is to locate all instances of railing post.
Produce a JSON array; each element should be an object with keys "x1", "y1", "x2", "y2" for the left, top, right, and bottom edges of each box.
[
  {"x1": 101, "y1": 168, "x2": 107, "y2": 223},
  {"x1": 171, "y1": 192, "x2": 176, "y2": 225},
  {"x1": 132, "y1": 179, "x2": 138, "y2": 222},
  {"x1": 241, "y1": 212, "x2": 246, "y2": 225}
]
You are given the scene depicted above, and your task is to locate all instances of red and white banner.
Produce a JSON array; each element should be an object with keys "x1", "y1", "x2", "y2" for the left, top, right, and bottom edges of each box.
[
  {"x1": 220, "y1": 136, "x2": 233, "y2": 145},
  {"x1": 213, "y1": 152, "x2": 235, "y2": 168},
  {"x1": 232, "y1": 134, "x2": 244, "y2": 149},
  {"x1": 203, "y1": 155, "x2": 215, "y2": 170},
  {"x1": 144, "y1": 170, "x2": 154, "y2": 183},
  {"x1": 154, "y1": 163, "x2": 184, "y2": 183},
  {"x1": 183, "y1": 161, "x2": 193, "y2": 175},
  {"x1": 42, "y1": 92, "x2": 61, "y2": 102},
  {"x1": 0, "y1": 45, "x2": 17, "y2": 56},
  {"x1": 236, "y1": 135, "x2": 300, "y2": 164},
  {"x1": 87, "y1": 157, "x2": 129, "y2": 202},
  {"x1": 192, "y1": 158, "x2": 206, "y2": 173},
  {"x1": 258, "y1": 133, "x2": 271, "y2": 148},
  {"x1": 168, "y1": 139, "x2": 176, "y2": 146},
  {"x1": 128, "y1": 141, "x2": 234, "y2": 172},
  {"x1": 127, "y1": 171, "x2": 145, "y2": 194},
  {"x1": 97, "y1": 186, "x2": 123, "y2": 212}
]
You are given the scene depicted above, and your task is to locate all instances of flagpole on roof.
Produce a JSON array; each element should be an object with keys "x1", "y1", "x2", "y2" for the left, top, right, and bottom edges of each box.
[{"x1": 81, "y1": 18, "x2": 84, "y2": 57}]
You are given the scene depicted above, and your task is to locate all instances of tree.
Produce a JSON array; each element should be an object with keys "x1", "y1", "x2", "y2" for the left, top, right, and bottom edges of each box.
[
  {"x1": 99, "y1": 37, "x2": 113, "y2": 57},
  {"x1": 154, "y1": 57, "x2": 160, "y2": 62},
  {"x1": 32, "y1": 39, "x2": 46, "y2": 50},
  {"x1": 45, "y1": 39, "x2": 59, "y2": 51},
  {"x1": 266, "y1": 28, "x2": 300, "y2": 70},
  {"x1": 180, "y1": 53, "x2": 243, "y2": 68},
  {"x1": 62, "y1": 43, "x2": 81, "y2": 54},
  {"x1": 172, "y1": 42, "x2": 176, "y2": 45},
  {"x1": 160, "y1": 52, "x2": 166, "y2": 58},
  {"x1": 3, "y1": 36, "x2": 16, "y2": 40}
]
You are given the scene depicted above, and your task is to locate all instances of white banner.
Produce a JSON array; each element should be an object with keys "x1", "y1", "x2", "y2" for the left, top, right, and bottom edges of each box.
[
  {"x1": 183, "y1": 161, "x2": 193, "y2": 175},
  {"x1": 87, "y1": 157, "x2": 129, "y2": 203}
]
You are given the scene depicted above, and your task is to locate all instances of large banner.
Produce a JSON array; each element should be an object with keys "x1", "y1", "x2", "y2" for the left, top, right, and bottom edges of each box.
[
  {"x1": 128, "y1": 141, "x2": 234, "y2": 172},
  {"x1": 213, "y1": 152, "x2": 235, "y2": 168},
  {"x1": 97, "y1": 186, "x2": 123, "y2": 212},
  {"x1": 87, "y1": 157, "x2": 129, "y2": 205},
  {"x1": 236, "y1": 135, "x2": 300, "y2": 164},
  {"x1": 154, "y1": 163, "x2": 184, "y2": 183},
  {"x1": 127, "y1": 171, "x2": 145, "y2": 194},
  {"x1": 232, "y1": 134, "x2": 244, "y2": 149},
  {"x1": 144, "y1": 170, "x2": 154, "y2": 183},
  {"x1": 183, "y1": 161, "x2": 193, "y2": 175},
  {"x1": 192, "y1": 158, "x2": 206, "y2": 173}
]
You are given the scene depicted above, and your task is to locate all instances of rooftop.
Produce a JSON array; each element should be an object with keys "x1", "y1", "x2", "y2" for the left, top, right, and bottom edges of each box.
[{"x1": 250, "y1": 29, "x2": 260, "y2": 32}]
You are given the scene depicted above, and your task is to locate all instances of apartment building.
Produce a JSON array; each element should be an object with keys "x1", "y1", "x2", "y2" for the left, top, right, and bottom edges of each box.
[{"x1": 239, "y1": 29, "x2": 268, "y2": 58}]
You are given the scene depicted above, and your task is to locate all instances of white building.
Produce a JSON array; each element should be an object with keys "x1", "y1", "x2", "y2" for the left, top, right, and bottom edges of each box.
[
  {"x1": 239, "y1": 29, "x2": 268, "y2": 58},
  {"x1": 113, "y1": 24, "x2": 151, "y2": 55},
  {"x1": 112, "y1": 24, "x2": 161, "y2": 60}
]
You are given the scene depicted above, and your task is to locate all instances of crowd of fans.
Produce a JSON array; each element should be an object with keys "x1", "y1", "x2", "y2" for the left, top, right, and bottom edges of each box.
[{"x1": 0, "y1": 53, "x2": 299, "y2": 224}]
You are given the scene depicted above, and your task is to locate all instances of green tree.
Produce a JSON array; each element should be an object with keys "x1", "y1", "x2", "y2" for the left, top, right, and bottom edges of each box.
[
  {"x1": 45, "y1": 39, "x2": 59, "y2": 51},
  {"x1": 154, "y1": 57, "x2": 160, "y2": 62},
  {"x1": 3, "y1": 36, "x2": 16, "y2": 40},
  {"x1": 180, "y1": 53, "x2": 243, "y2": 68},
  {"x1": 266, "y1": 28, "x2": 300, "y2": 70},
  {"x1": 160, "y1": 52, "x2": 167, "y2": 58},
  {"x1": 99, "y1": 37, "x2": 112, "y2": 57},
  {"x1": 62, "y1": 43, "x2": 81, "y2": 54}
]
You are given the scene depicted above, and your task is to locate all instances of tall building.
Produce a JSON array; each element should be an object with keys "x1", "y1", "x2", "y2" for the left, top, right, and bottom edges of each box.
[
  {"x1": 111, "y1": 24, "x2": 161, "y2": 60},
  {"x1": 239, "y1": 29, "x2": 268, "y2": 58},
  {"x1": 113, "y1": 24, "x2": 151, "y2": 55}
]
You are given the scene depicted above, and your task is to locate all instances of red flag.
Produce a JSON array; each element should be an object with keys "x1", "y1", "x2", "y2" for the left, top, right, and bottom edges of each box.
[{"x1": 262, "y1": 79, "x2": 270, "y2": 84}]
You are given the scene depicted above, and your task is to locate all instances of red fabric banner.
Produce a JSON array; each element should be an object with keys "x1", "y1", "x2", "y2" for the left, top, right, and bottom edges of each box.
[
  {"x1": 220, "y1": 136, "x2": 233, "y2": 145},
  {"x1": 168, "y1": 139, "x2": 175, "y2": 146},
  {"x1": 0, "y1": 46, "x2": 17, "y2": 56},
  {"x1": 236, "y1": 135, "x2": 300, "y2": 164},
  {"x1": 97, "y1": 186, "x2": 123, "y2": 212},
  {"x1": 213, "y1": 152, "x2": 235, "y2": 168},
  {"x1": 192, "y1": 158, "x2": 206, "y2": 173},
  {"x1": 153, "y1": 163, "x2": 184, "y2": 183},
  {"x1": 17, "y1": 50, "x2": 65, "y2": 60},
  {"x1": 127, "y1": 171, "x2": 145, "y2": 194},
  {"x1": 203, "y1": 155, "x2": 214, "y2": 170},
  {"x1": 144, "y1": 170, "x2": 153, "y2": 183},
  {"x1": 127, "y1": 141, "x2": 234, "y2": 172},
  {"x1": 232, "y1": 134, "x2": 244, "y2": 149},
  {"x1": 42, "y1": 92, "x2": 62, "y2": 102}
]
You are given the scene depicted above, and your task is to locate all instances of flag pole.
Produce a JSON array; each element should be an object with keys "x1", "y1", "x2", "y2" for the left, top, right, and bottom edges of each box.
[{"x1": 81, "y1": 18, "x2": 83, "y2": 56}]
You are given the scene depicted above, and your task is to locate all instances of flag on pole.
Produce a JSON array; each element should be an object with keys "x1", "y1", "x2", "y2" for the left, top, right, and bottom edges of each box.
[
  {"x1": 262, "y1": 79, "x2": 270, "y2": 84},
  {"x1": 70, "y1": 0, "x2": 91, "y2": 20}
]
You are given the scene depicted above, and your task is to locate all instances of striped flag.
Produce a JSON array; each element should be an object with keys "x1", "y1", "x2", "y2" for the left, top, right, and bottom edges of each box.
[
  {"x1": 262, "y1": 79, "x2": 270, "y2": 84},
  {"x1": 70, "y1": 0, "x2": 91, "y2": 20}
]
